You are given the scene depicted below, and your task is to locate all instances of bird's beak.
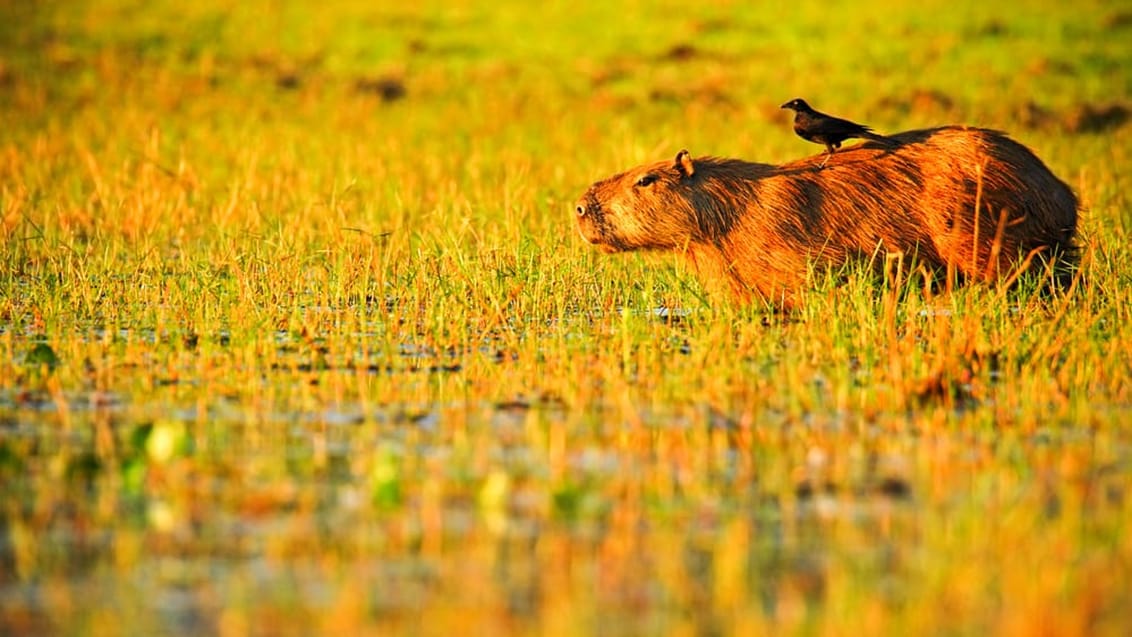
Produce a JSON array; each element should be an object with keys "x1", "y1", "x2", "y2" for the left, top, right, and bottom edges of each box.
[{"x1": 780, "y1": 101, "x2": 791, "y2": 109}]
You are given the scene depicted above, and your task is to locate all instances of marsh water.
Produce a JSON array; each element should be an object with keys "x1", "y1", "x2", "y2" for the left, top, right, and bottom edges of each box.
[{"x1": 3, "y1": 313, "x2": 1126, "y2": 637}]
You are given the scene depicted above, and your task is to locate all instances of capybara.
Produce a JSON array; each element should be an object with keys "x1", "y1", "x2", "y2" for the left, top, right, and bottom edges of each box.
[{"x1": 575, "y1": 126, "x2": 1078, "y2": 307}]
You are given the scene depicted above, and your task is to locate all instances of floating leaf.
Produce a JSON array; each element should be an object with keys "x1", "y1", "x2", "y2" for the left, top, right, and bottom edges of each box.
[
  {"x1": 25, "y1": 343, "x2": 59, "y2": 370},
  {"x1": 129, "y1": 423, "x2": 154, "y2": 454},
  {"x1": 146, "y1": 420, "x2": 186, "y2": 464},
  {"x1": 370, "y1": 447, "x2": 403, "y2": 510},
  {"x1": 147, "y1": 499, "x2": 177, "y2": 532},
  {"x1": 65, "y1": 452, "x2": 102, "y2": 485},
  {"x1": 552, "y1": 484, "x2": 583, "y2": 520},
  {"x1": 121, "y1": 457, "x2": 147, "y2": 495},
  {"x1": 0, "y1": 441, "x2": 25, "y2": 477},
  {"x1": 479, "y1": 469, "x2": 511, "y2": 535}
]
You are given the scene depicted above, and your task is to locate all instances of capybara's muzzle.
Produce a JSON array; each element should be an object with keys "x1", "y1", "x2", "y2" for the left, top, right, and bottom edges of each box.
[
  {"x1": 575, "y1": 192, "x2": 602, "y2": 219},
  {"x1": 574, "y1": 193, "x2": 609, "y2": 247}
]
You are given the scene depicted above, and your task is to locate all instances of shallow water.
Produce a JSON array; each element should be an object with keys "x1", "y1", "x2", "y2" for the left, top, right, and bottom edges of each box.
[
  {"x1": 1, "y1": 317, "x2": 1130, "y2": 636},
  {"x1": 0, "y1": 387, "x2": 923, "y2": 635}
]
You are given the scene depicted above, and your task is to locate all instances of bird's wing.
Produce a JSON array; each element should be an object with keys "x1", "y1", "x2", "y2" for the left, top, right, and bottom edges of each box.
[{"x1": 812, "y1": 115, "x2": 871, "y2": 137}]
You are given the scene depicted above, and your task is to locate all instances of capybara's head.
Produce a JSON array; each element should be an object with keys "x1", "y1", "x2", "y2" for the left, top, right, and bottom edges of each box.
[{"x1": 575, "y1": 150, "x2": 701, "y2": 253}]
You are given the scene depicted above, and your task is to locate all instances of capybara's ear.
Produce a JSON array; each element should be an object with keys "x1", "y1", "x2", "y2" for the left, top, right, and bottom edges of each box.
[{"x1": 675, "y1": 150, "x2": 695, "y2": 178}]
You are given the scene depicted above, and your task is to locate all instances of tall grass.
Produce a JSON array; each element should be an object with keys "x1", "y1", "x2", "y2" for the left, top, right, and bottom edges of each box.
[{"x1": 2, "y1": 1, "x2": 1131, "y2": 635}]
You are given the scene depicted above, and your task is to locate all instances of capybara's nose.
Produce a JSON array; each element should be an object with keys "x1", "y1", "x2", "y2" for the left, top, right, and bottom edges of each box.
[{"x1": 576, "y1": 204, "x2": 587, "y2": 217}]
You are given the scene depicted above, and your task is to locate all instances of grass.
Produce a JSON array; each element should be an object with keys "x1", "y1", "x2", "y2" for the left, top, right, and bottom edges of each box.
[{"x1": 2, "y1": 0, "x2": 1132, "y2": 635}]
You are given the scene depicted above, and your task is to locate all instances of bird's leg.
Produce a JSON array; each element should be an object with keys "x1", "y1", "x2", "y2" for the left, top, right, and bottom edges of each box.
[{"x1": 819, "y1": 147, "x2": 834, "y2": 169}]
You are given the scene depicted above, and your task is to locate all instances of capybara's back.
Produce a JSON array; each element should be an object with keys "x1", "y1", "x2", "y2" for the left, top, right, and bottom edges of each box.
[{"x1": 575, "y1": 127, "x2": 1078, "y2": 307}]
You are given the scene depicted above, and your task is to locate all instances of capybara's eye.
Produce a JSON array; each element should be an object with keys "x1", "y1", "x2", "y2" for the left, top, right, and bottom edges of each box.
[{"x1": 635, "y1": 174, "x2": 658, "y2": 187}]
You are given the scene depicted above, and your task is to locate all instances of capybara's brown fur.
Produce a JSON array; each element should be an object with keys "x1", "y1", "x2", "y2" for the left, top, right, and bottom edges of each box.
[{"x1": 575, "y1": 127, "x2": 1078, "y2": 307}]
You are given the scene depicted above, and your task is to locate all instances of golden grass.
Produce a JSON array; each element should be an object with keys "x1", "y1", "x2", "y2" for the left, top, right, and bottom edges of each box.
[{"x1": 2, "y1": 1, "x2": 1132, "y2": 635}]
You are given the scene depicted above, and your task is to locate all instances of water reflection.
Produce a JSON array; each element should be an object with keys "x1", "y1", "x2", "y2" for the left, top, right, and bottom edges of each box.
[{"x1": 0, "y1": 389, "x2": 930, "y2": 635}]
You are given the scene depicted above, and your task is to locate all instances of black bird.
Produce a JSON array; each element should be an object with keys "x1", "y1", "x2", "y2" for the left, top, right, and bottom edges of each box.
[{"x1": 781, "y1": 98, "x2": 889, "y2": 168}]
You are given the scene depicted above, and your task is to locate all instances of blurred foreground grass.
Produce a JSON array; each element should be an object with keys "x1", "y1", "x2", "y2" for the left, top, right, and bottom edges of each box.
[{"x1": 2, "y1": 1, "x2": 1132, "y2": 635}]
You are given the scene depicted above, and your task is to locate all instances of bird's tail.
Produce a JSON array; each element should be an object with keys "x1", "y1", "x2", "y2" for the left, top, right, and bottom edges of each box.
[{"x1": 861, "y1": 131, "x2": 895, "y2": 145}]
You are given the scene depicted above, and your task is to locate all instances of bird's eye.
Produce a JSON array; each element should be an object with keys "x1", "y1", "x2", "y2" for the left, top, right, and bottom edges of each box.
[{"x1": 635, "y1": 174, "x2": 658, "y2": 187}]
